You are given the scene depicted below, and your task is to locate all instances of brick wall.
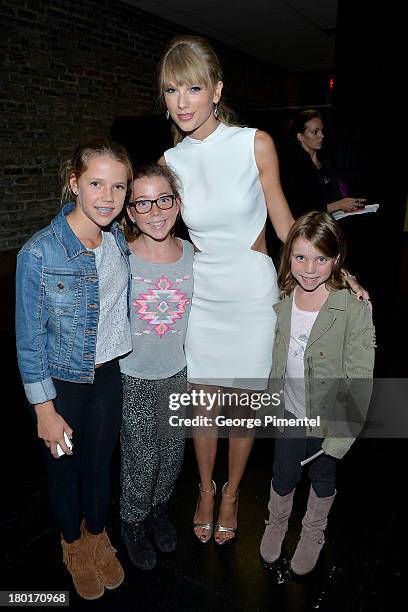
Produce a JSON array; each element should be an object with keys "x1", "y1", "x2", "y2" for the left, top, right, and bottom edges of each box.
[{"x1": 1, "y1": 0, "x2": 294, "y2": 251}]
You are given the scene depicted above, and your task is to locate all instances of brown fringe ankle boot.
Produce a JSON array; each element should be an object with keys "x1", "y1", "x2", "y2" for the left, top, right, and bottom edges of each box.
[
  {"x1": 61, "y1": 535, "x2": 104, "y2": 600},
  {"x1": 81, "y1": 521, "x2": 124, "y2": 590}
]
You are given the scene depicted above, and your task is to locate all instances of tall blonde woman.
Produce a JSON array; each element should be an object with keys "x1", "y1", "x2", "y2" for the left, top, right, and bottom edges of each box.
[{"x1": 157, "y1": 35, "x2": 295, "y2": 545}]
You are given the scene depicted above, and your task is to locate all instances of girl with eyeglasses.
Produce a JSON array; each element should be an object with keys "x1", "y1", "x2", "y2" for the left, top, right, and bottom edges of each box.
[{"x1": 119, "y1": 163, "x2": 193, "y2": 570}]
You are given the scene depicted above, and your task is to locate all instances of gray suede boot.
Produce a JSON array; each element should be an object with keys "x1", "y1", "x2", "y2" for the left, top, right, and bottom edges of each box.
[
  {"x1": 290, "y1": 487, "x2": 336, "y2": 575},
  {"x1": 260, "y1": 483, "x2": 295, "y2": 564}
]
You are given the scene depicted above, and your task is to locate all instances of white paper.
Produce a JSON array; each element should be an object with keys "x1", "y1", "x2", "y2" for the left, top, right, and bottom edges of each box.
[{"x1": 332, "y1": 203, "x2": 379, "y2": 221}]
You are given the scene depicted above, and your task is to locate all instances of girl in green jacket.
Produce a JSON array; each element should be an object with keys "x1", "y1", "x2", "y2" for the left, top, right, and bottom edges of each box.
[{"x1": 260, "y1": 211, "x2": 375, "y2": 575}]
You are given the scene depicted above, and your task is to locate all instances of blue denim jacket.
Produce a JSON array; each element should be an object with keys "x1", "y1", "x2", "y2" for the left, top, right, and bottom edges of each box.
[{"x1": 15, "y1": 202, "x2": 130, "y2": 405}]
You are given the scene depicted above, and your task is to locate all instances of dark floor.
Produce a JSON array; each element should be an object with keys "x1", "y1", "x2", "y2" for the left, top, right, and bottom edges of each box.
[{"x1": 1, "y1": 232, "x2": 407, "y2": 612}]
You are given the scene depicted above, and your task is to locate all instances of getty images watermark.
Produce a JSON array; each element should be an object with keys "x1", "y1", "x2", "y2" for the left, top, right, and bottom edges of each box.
[
  {"x1": 167, "y1": 389, "x2": 321, "y2": 430},
  {"x1": 157, "y1": 378, "x2": 408, "y2": 439}
]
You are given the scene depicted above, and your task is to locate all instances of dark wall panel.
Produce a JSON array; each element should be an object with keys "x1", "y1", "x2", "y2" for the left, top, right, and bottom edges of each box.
[{"x1": 0, "y1": 0, "x2": 291, "y2": 250}]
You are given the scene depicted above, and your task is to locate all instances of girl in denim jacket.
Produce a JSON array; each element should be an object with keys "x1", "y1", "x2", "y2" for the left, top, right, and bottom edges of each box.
[
  {"x1": 260, "y1": 211, "x2": 375, "y2": 576},
  {"x1": 16, "y1": 140, "x2": 133, "y2": 600}
]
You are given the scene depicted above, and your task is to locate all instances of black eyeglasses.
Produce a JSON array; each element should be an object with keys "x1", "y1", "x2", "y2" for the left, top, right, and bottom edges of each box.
[{"x1": 127, "y1": 194, "x2": 176, "y2": 214}]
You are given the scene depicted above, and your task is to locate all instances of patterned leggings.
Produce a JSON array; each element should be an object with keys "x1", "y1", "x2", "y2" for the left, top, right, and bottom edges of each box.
[{"x1": 120, "y1": 368, "x2": 186, "y2": 523}]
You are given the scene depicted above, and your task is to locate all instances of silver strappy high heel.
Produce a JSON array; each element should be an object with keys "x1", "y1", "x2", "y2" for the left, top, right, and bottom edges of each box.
[
  {"x1": 193, "y1": 480, "x2": 217, "y2": 544},
  {"x1": 214, "y1": 482, "x2": 239, "y2": 545}
]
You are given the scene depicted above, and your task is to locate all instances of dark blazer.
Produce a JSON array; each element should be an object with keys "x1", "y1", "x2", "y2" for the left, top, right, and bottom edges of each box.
[{"x1": 280, "y1": 146, "x2": 342, "y2": 219}]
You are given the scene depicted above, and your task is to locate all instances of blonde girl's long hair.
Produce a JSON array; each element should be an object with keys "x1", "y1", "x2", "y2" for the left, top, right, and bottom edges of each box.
[
  {"x1": 278, "y1": 211, "x2": 349, "y2": 297},
  {"x1": 158, "y1": 35, "x2": 239, "y2": 145},
  {"x1": 59, "y1": 138, "x2": 133, "y2": 205}
]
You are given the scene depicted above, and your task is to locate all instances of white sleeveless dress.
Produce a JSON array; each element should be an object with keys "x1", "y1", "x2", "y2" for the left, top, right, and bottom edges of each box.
[{"x1": 165, "y1": 123, "x2": 279, "y2": 389}]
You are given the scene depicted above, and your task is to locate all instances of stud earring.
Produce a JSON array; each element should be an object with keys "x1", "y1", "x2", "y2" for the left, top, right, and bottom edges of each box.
[
  {"x1": 214, "y1": 103, "x2": 219, "y2": 119},
  {"x1": 165, "y1": 109, "x2": 169, "y2": 120}
]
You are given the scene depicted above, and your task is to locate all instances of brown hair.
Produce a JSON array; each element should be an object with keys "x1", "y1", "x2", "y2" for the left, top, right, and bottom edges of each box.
[
  {"x1": 122, "y1": 163, "x2": 182, "y2": 243},
  {"x1": 59, "y1": 138, "x2": 133, "y2": 204},
  {"x1": 278, "y1": 211, "x2": 348, "y2": 297},
  {"x1": 286, "y1": 108, "x2": 322, "y2": 144},
  {"x1": 158, "y1": 35, "x2": 239, "y2": 144}
]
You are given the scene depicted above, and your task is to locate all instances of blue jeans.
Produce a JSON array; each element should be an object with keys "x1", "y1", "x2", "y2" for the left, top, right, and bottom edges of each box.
[{"x1": 272, "y1": 412, "x2": 336, "y2": 498}]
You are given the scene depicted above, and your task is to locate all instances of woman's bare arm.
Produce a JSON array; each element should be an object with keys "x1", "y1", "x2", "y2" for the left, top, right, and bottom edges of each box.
[{"x1": 254, "y1": 130, "x2": 294, "y2": 242}]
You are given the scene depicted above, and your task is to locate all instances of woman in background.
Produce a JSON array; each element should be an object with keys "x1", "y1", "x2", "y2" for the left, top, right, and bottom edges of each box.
[{"x1": 280, "y1": 109, "x2": 367, "y2": 218}]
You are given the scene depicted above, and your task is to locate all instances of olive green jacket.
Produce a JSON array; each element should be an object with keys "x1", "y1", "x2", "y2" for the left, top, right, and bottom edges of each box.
[{"x1": 269, "y1": 288, "x2": 375, "y2": 459}]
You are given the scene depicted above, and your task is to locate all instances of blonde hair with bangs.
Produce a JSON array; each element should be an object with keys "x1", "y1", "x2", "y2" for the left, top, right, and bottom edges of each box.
[{"x1": 158, "y1": 35, "x2": 239, "y2": 144}]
